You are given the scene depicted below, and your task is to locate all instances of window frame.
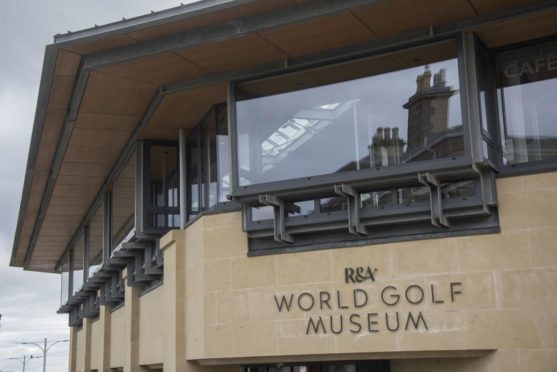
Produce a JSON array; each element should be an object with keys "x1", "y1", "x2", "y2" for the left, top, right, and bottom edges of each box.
[
  {"x1": 489, "y1": 34, "x2": 557, "y2": 177},
  {"x1": 228, "y1": 32, "x2": 485, "y2": 203}
]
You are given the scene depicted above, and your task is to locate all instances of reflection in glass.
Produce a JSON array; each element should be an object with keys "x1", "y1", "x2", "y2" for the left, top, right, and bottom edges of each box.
[
  {"x1": 89, "y1": 203, "x2": 104, "y2": 277},
  {"x1": 496, "y1": 40, "x2": 557, "y2": 165},
  {"x1": 112, "y1": 152, "x2": 135, "y2": 249},
  {"x1": 236, "y1": 41, "x2": 462, "y2": 187},
  {"x1": 72, "y1": 235, "x2": 84, "y2": 295},
  {"x1": 60, "y1": 255, "x2": 69, "y2": 305}
]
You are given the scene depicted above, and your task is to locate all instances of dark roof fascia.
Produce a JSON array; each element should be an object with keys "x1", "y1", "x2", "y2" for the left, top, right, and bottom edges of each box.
[
  {"x1": 52, "y1": 0, "x2": 260, "y2": 47},
  {"x1": 10, "y1": 44, "x2": 61, "y2": 267}
]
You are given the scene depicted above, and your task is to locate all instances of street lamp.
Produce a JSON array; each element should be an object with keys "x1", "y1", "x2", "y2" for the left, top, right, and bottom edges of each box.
[
  {"x1": 7, "y1": 355, "x2": 41, "y2": 372},
  {"x1": 20, "y1": 338, "x2": 68, "y2": 372}
]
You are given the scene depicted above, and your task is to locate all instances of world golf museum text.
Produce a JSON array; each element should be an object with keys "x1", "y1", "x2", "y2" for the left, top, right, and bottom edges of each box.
[{"x1": 273, "y1": 266, "x2": 463, "y2": 335}]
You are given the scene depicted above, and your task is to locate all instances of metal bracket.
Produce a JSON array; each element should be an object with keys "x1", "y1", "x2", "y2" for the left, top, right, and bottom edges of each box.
[
  {"x1": 334, "y1": 184, "x2": 369, "y2": 236},
  {"x1": 258, "y1": 194, "x2": 294, "y2": 243},
  {"x1": 418, "y1": 173, "x2": 450, "y2": 228},
  {"x1": 472, "y1": 163, "x2": 494, "y2": 215}
]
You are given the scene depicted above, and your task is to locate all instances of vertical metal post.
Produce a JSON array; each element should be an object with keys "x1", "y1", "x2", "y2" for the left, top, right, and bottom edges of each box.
[
  {"x1": 42, "y1": 338, "x2": 47, "y2": 372},
  {"x1": 135, "y1": 142, "x2": 144, "y2": 236},
  {"x1": 103, "y1": 192, "x2": 112, "y2": 261},
  {"x1": 179, "y1": 128, "x2": 188, "y2": 229},
  {"x1": 69, "y1": 249, "x2": 74, "y2": 299},
  {"x1": 204, "y1": 117, "x2": 212, "y2": 209},
  {"x1": 227, "y1": 81, "x2": 239, "y2": 192},
  {"x1": 83, "y1": 226, "x2": 89, "y2": 283}
]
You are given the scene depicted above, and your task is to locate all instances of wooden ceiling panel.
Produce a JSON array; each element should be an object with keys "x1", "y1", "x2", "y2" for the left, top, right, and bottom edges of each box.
[
  {"x1": 79, "y1": 71, "x2": 157, "y2": 116},
  {"x1": 52, "y1": 184, "x2": 100, "y2": 198},
  {"x1": 48, "y1": 195, "x2": 96, "y2": 208},
  {"x1": 177, "y1": 34, "x2": 286, "y2": 74},
  {"x1": 46, "y1": 205, "x2": 89, "y2": 216},
  {"x1": 42, "y1": 107, "x2": 67, "y2": 144},
  {"x1": 148, "y1": 95, "x2": 212, "y2": 130},
  {"x1": 49, "y1": 75, "x2": 75, "y2": 109},
  {"x1": 69, "y1": 127, "x2": 130, "y2": 149},
  {"x1": 126, "y1": 0, "x2": 295, "y2": 42},
  {"x1": 259, "y1": 12, "x2": 376, "y2": 57},
  {"x1": 62, "y1": 34, "x2": 136, "y2": 55},
  {"x1": 354, "y1": 0, "x2": 476, "y2": 38},
  {"x1": 142, "y1": 84, "x2": 226, "y2": 140},
  {"x1": 56, "y1": 175, "x2": 106, "y2": 186},
  {"x1": 98, "y1": 52, "x2": 208, "y2": 85},
  {"x1": 35, "y1": 144, "x2": 57, "y2": 171},
  {"x1": 468, "y1": 0, "x2": 539, "y2": 14},
  {"x1": 55, "y1": 50, "x2": 82, "y2": 76},
  {"x1": 58, "y1": 161, "x2": 113, "y2": 177},
  {"x1": 474, "y1": 9, "x2": 557, "y2": 48},
  {"x1": 63, "y1": 146, "x2": 122, "y2": 164},
  {"x1": 74, "y1": 113, "x2": 139, "y2": 132}
]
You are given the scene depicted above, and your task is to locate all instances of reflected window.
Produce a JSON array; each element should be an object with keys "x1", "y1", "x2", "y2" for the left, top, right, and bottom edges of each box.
[
  {"x1": 496, "y1": 39, "x2": 557, "y2": 165},
  {"x1": 235, "y1": 40, "x2": 462, "y2": 187}
]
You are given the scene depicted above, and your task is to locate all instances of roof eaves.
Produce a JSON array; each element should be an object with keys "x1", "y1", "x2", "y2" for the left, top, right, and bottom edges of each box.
[
  {"x1": 52, "y1": 0, "x2": 258, "y2": 46},
  {"x1": 10, "y1": 44, "x2": 62, "y2": 268}
]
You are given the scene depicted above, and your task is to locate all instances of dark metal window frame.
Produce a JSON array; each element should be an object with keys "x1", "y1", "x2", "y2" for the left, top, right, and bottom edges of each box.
[
  {"x1": 487, "y1": 34, "x2": 557, "y2": 177},
  {"x1": 228, "y1": 32, "x2": 486, "y2": 203},
  {"x1": 137, "y1": 140, "x2": 180, "y2": 236},
  {"x1": 226, "y1": 31, "x2": 498, "y2": 252}
]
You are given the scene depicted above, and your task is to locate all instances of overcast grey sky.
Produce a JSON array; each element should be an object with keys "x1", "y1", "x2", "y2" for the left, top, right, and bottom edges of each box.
[{"x1": 0, "y1": 1, "x2": 191, "y2": 371}]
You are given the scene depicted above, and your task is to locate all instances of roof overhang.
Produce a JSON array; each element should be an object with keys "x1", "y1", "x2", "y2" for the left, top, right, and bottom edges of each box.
[{"x1": 12, "y1": 0, "x2": 557, "y2": 272}]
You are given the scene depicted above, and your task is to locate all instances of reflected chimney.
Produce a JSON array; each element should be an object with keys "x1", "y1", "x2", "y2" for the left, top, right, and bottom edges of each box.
[{"x1": 416, "y1": 65, "x2": 432, "y2": 93}]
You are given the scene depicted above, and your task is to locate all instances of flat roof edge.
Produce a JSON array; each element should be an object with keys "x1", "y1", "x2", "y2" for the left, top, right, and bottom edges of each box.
[
  {"x1": 10, "y1": 45, "x2": 61, "y2": 269},
  {"x1": 53, "y1": 0, "x2": 260, "y2": 46}
]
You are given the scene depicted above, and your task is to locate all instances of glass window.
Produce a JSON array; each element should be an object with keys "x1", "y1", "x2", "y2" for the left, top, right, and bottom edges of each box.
[
  {"x1": 216, "y1": 106, "x2": 230, "y2": 203},
  {"x1": 112, "y1": 152, "x2": 136, "y2": 249},
  {"x1": 88, "y1": 203, "x2": 104, "y2": 277},
  {"x1": 235, "y1": 40, "x2": 462, "y2": 187},
  {"x1": 187, "y1": 134, "x2": 201, "y2": 219},
  {"x1": 496, "y1": 39, "x2": 557, "y2": 165},
  {"x1": 72, "y1": 234, "x2": 84, "y2": 296},
  {"x1": 147, "y1": 144, "x2": 179, "y2": 230},
  {"x1": 59, "y1": 255, "x2": 70, "y2": 306}
]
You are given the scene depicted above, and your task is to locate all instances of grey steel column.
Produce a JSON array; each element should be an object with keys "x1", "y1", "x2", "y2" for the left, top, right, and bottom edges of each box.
[{"x1": 179, "y1": 128, "x2": 188, "y2": 229}]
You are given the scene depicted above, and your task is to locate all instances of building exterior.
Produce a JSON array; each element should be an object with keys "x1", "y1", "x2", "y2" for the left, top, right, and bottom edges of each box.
[{"x1": 10, "y1": 0, "x2": 557, "y2": 371}]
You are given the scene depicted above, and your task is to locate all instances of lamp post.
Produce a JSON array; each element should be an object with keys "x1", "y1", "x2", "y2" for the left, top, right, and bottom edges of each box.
[
  {"x1": 20, "y1": 338, "x2": 68, "y2": 372},
  {"x1": 8, "y1": 355, "x2": 41, "y2": 372}
]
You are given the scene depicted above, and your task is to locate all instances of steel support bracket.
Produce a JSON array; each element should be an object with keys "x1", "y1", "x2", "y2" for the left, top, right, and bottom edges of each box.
[
  {"x1": 418, "y1": 173, "x2": 450, "y2": 228},
  {"x1": 472, "y1": 163, "x2": 494, "y2": 215},
  {"x1": 334, "y1": 184, "x2": 369, "y2": 236},
  {"x1": 259, "y1": 194, "x2": 294, "y2": 243}
]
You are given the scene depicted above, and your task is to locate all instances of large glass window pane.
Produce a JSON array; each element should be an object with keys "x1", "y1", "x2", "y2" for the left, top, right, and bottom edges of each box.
[
  {"x1": 235, "y1": 40, "x2": 462, "y2": 187},
  {"x1": 112, "y1": 152, "x2": 135, "y2": 249},
  {"x1": 148, "y1": 145, "x2": 179, "y2": 229},
  {"x1": 89, "y1": 203, "x2": 104, "y2": 277},
  {"x1": 60, "y1": 255, "x2": 69, "y2": 305},
  {"x1": 496, "y1": 40, "x2": 557, "y2": 165},
  {"x1": 72, "y1": 235, "x2": 84, "y2": 296}
]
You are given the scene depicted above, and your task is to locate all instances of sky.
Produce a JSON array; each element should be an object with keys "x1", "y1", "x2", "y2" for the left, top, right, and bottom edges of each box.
[{"x1": 0, "y1": 1, "x2": 191, "y2": 371}]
